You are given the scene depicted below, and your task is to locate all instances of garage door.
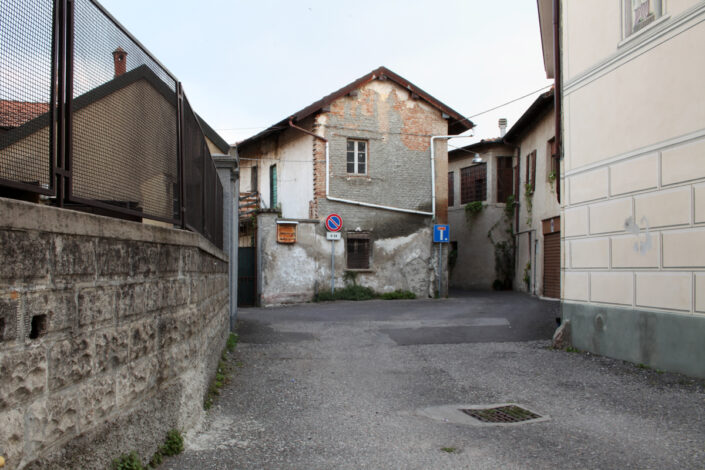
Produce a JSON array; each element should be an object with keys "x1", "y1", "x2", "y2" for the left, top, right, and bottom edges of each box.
[{"x1": 543, "y1": 217, "x2": 560, "y2": 299}]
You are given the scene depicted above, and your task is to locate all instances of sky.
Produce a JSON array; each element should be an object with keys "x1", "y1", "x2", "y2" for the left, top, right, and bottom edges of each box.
[{"x1": 97, "y1": 0, "x2": 553, "y2": 148}]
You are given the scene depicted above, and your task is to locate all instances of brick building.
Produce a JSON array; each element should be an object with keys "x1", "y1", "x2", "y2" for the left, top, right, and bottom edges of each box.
[{"x1": 236, "y1": 67, "x2": 472, "y2": 305}]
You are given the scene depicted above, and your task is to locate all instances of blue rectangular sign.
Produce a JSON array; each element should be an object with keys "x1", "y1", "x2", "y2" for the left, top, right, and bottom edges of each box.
[{"x1": 433, "y1": 224, "x2": 450, "y2": 243}]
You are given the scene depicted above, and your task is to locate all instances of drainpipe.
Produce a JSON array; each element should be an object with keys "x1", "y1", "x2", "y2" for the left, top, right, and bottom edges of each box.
[
  {"x1": 288, "y1": 118, "x2": 435, "y2": 216},
  {"x1": 553, "y1": 0, "x2": 562, "y2": 165}
]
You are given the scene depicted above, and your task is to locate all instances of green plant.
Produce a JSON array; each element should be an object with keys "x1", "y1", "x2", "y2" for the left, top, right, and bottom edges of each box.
[
  {"x1": 226, "y1": 333, "x2": 239, "y2": 353},
  {"x1": 504, "y1": 194, "x2": 517, "y2": 220},
  {"x1": 440, "y1": 447, "x2": 457, "y2": 453},
  {"x1": 379, "y1": 290, "x2": 416, "y2": 300},
  {"x1": 566, "y1": 346, "x2": 580, "y2": 353},
  {"x1": 524, "y1": 183, "x2": 534, "y2": 225},
  {"x1": 343, "y1": 270, "x2": 359, "y2": 286},
  {"x1": 112, "y1": 452, "x2": 144, "y2": 470},
  {"x1": 204, "y1": 333, "x2": 239, "y2": 410},
  {"x1": 464, "y1": 201, "x2": 484, "y2": 224},
  {"x1": 161, "y1": 429, "x2": 184, "y2": 456},
  {"x1": 523, "y1": 262, "x2": 531, "y2": 290}
]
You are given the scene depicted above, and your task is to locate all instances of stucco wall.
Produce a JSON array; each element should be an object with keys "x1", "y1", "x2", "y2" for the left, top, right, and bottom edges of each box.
[
  {"x1": 0, "y1": 198, "x2": 229, "y2": 469},
  {"x1": 511, "y1": 109, "x2": 559, "y2": 296},
  {"x1": 447, "y1": 144, "x2": 515, "y2": 290},
  {"x1": 560, "y1": 1, "x2": 705, "y2": 377}
]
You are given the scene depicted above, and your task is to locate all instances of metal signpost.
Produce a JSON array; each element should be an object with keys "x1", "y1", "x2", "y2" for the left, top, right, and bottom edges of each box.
[
  {"x1": 433, "y1": 224, "x2": 450, "y2": 297},
  {"x1": 325, "y1": 214, "x2": 343, "y2": 293}
]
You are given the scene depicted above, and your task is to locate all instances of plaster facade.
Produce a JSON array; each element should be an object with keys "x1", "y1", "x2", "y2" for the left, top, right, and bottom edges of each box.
[
  {"x1": 447, "y1": 142, "x2": 514, "y2": 290},
  {"x1": 555, "y1": 0, "x2": 705, "y2": 377},
  {"x1": 237, "y1": 71, "x2": 466, "y2": 305}
]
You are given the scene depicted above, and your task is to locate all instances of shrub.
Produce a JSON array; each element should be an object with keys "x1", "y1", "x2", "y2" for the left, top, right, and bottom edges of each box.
[
  {"x1": 112, "y1": 452, "x2": 144, "y2": 470},
  {"x1": 379, "y1": 290, "x2": 416, "y2": 300}
]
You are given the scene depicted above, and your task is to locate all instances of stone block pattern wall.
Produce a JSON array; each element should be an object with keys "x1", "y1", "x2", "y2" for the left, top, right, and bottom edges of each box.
[
  {"x1": 563, "y1": 137, "x2": 705, "y2": 313},
  {"x1": 0, "y1": 198, "x2": 229, "y2": 469}
]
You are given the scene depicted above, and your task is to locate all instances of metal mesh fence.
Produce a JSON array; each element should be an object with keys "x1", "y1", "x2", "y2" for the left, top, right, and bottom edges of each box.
[
  {"x1": 70, "y1": 0, "x2": 179, "y2": 221},
  {"x1": 0, "y1": 0, "x2": 224, "y2": 248},
  {"x1": 0, "y1": 0, "x2": 55, "y2": 191}
]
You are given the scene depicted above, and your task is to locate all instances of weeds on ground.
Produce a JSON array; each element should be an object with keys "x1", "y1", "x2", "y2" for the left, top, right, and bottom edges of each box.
[
  {"x1": 440, "y1": 447, "x2": 457, "y2": 453},
  {"x1": 315, "y1": 286, "x2": 416, "y2": 302},
  {"x1": 204, "y1": 332, "x2": 239, "y2": 410},
  {"x1": 112, "y1": 429, "x2": 184, "y2": 470}
]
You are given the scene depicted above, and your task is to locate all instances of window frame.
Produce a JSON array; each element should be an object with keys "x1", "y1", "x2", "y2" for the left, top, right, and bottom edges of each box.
[
  {"x1": 346, "y1": 232, "x2": 371, "y2": 270},
  {"x1": 269, "y1": 164, "x2": 277, "y2": 208},
  {"x1": 346, "y1": 139, "x2": 368, "y2": 175},
  {"x1": 622, "y1": 0, "x2": 664, "y2": 38},
  {"x1": 496, "y1": 156, "x2": 514, "y2": 204},
  {"x1": 460, "y1": 163, "x2": 487, "y2": 205}
]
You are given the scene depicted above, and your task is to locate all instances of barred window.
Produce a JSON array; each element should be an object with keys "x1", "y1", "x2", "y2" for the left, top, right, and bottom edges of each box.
[
  {"x1": 460, "y1": 164, "x2": 486, "y2": 204},
  {"x1": 346, "y1": 139, "x2": 367, "y2": 174},
  {"x1": 347, "y1": 232, "x2": 370, "y2": 269}
]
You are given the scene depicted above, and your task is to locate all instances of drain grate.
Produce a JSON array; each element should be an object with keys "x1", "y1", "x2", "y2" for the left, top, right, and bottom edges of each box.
[{"x1": 460, "y1": 405, "x2": 541, "y2": 423}]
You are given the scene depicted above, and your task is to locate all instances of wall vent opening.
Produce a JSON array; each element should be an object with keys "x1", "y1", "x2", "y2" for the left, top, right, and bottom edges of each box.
[{"x1": 29, "y1": 314, "x2": 47, "y2": 339}]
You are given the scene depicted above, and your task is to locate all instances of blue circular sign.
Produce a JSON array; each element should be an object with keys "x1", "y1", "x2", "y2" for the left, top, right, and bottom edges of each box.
[{"x1": 325, "y1": 213, "x2": 343, "y2": 232}]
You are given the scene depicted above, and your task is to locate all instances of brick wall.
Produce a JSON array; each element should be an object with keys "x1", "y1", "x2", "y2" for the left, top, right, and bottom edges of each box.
[{"x1": 0, "y1": 198, "x2": 229, "y2": 469}]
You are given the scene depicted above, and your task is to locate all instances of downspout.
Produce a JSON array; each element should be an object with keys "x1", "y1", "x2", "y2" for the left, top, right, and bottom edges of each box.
[
  {"x1": 553, "y1": 0, "x2": 562, "y2": 165},
  {"x1": 288, "y1": 118, "x2": 435, "y2": 217}
]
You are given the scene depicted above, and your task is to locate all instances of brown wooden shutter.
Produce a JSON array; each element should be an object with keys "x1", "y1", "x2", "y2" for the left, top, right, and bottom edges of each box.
[
  {"x1": 542, "y1": 216, "x2": 560, "y2": 299},
  {"x1": 448, "y1": 172, "x2": 454, "y2": 207},
  {"x1": 496, "y1": 157, "x2": 513, "y2": 203},
  {"x1": 530, "y1": 151, "x2": 537, "y2": 188}
]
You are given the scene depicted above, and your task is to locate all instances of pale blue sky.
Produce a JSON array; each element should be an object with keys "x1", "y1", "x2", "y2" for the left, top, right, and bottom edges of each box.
[{"x1": 98, "y1": 0, "x2": 552, "y2": 146}]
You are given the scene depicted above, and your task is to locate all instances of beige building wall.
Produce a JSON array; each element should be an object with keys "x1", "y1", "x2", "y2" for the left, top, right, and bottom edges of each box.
[
  {"x1": 512, "y1": 110, "x2": 560, "y2": 296},
  {"x1": 559, "y1": 0, "x2": 705, "y2": 377}
]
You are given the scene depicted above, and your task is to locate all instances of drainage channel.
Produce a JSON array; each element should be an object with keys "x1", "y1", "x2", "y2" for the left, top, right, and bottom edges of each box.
[{"x1": 417, "y1": 403, "x2": 549, "y2": 427}]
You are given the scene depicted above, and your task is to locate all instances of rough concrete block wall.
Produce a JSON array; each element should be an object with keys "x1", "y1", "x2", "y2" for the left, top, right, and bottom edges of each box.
[{"x1": 0, "y1": 198, "x2": 229, "y2": 469}]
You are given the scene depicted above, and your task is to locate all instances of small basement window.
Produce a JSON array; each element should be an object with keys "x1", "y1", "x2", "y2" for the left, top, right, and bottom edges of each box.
[{"x1": 347, "y1": 232, "x2": 370, "y2": 270}]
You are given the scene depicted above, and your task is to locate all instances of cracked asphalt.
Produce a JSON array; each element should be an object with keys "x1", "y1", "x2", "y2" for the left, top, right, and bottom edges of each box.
[{"x1": 167, "y1": 291, "x2": 705, "y2": 470}]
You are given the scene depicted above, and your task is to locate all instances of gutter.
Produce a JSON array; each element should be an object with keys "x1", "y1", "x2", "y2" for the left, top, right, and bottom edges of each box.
[
  {"x1": 553, "y1": 0, "x2": 562, "y2": 168},
  {"x1": 288, "y1": 118, "x2": 436, "y2": 217}
]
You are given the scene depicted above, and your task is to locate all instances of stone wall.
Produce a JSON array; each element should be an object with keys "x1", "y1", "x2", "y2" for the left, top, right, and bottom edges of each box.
[{"x1": 0, "y1": 198, "x2": 229, "y2": 469}]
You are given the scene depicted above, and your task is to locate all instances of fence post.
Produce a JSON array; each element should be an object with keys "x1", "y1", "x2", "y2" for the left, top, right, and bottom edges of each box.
[
  {"x1": 176, "y1": 82, "x2": 186, "y2": 228},
  {"x1": 213, "y1": 152, "x2": 239, "y2": 330}
]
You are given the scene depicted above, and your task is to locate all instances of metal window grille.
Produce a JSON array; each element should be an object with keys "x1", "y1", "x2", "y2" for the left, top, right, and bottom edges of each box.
[
  {"x1": 448, "y1": 171, "x2": 454, "y2": 207},
  {"x1": 269, "y1": 164, "x2": 277, "y2": 208},
  {"x1": 460, "y1": 164, "x2": 486, "y2": 204},
  {"x1": 496, "y1": 157, "x2": 513, "y2": 204},
  {"x1": 347, "y1": 232, "x2": 370, "y2": 269},
  {"x1": 0, "y1": 0, "x2": 224, "y2": 249}
]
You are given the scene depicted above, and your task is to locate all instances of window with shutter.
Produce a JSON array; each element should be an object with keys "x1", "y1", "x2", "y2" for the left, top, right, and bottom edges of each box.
[
  {"x1": 496, "y1": 157, "x2": 513, "y2": 204},
  {"x1": 448, "y1": 171, "x2": 455, "y2": 207}
]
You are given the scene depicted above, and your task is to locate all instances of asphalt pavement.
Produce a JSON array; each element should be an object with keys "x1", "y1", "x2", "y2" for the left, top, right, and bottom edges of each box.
[{"x1": 167, "y1": 291, "x2": 705, "y2": 470}]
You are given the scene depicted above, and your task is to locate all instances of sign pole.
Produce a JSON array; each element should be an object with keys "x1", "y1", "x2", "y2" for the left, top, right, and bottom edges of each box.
[
  {"x1": 438, "y1": 243, "x2": 441, "y2": 297},
  {"x1": 324, "y1": 213, "x2": 343, "y2": 296},
  {"x1": 331, "y1": 240, "x2": 335, "y2": 294}
]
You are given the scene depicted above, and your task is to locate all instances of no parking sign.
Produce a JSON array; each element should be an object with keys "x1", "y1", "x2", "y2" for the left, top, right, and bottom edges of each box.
[{"x1": 325, "y1": 213, "x2": 343, "y2": 232}]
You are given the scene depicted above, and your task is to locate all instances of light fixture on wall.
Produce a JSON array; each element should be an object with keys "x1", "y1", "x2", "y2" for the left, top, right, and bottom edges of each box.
[{"x1": 472, "y1": 153, "x2": 483, "y2": 163}]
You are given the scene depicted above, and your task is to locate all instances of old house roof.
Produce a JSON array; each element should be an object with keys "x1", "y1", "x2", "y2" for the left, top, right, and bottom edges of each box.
[
  {"x1": 502, "y1": 89, "x2": 554, "y2": 142},
  {"x1": 448, "y1": 138, "x2": 509, "y2": 160},
  {"x1": 0, "y1": 65, "x2": 227, "y2": 154},
  {"x1": 237, "y1": 66, "x2": 473, "y2": 150},
  {"x1": 0, "y1": 100, "x2": 50, "y2": 130}
]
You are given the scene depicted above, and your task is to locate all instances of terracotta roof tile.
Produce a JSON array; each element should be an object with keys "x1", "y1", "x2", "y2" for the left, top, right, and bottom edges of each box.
[{"x1": 0, "y1": 100, "x2": 50, "y2": 129}]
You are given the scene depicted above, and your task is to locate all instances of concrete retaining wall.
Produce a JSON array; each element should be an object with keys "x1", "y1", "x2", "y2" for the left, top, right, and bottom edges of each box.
[{"x1": 0, "y1": 198, "x2": 229, "y2": 469}]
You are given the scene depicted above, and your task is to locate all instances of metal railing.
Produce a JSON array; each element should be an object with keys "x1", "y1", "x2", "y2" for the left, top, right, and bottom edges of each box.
[{"x1": 0, "y1": 0, "x2": 223, "y2": 249}]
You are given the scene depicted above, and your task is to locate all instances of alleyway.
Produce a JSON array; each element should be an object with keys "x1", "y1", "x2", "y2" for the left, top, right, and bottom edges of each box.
[{"x1": 167, "y1": 292, "x2": 705, "y2": 470}]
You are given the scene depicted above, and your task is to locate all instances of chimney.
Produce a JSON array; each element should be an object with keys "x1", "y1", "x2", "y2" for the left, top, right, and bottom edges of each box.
[
  {"x1": 498, "y1": 118, "x2": 508, "y2": 137},
  {"x1": 112, "y1": 47, "x2": 127, "y2": 77}
]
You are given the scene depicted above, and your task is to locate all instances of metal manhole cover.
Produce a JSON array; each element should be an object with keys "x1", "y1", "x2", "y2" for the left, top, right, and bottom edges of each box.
[{"x1": 460, "y1": 405, "x2": 541, "y2": 423}]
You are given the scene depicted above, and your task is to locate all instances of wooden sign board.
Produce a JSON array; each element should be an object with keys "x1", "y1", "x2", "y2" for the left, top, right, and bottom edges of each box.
[{"x1": 277, "y1": 223, "x2": 297, "y2": 244}]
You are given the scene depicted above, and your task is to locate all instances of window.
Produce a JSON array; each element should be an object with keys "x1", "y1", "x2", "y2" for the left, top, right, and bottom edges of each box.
[
  {"x1": 269, "y1": 164, "x2": 277, "y2": 208},
  {"x1": 347, "y1": 232, "x2": 370, "y2": 269},
  {"x1": 460, "y1": 164, "x2": 486, "y2": 204},
  {"x1": 448, "y1": 171, "x2": 455, "y2": 207},
  {"x1": 496, "y1": 157, "x2": 513, "y2": 204},
  {"x1": 347, "y1": 139, "x2": 367, "y2": 174},
  {"x1": 624, "y1": 0, "x2": 663, "y2": 36},
  {"x1": 525, "y1": 151, "x2": 536, "y2": 189}
]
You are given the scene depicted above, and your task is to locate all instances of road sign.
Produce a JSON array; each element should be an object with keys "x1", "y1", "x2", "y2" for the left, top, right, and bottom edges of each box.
[
  {"x1": 433, "y1": 224, "x2": 450, "y2": 243},
  {"x1": 325, "y1": 213, "x2": 343, "y2": 232},
  {"x1": 326, "y1": 232, "x2": 341, "y2": 240}
]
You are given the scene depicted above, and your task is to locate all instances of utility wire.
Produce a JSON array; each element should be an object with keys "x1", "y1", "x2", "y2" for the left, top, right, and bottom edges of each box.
[{"x1": 216, "y1": 85, "x2": 552, "y2": 133}]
